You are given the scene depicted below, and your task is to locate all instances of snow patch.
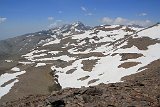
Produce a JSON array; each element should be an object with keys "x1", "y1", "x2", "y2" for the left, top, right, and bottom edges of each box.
[
  {"x1": 5, "y1": 60, "x2": 13, "y2": 62},
  {"x1": 43, "y1": 39, "x2": 61, "y2": 46},
  {"x1": 35, "y1": 63, "x2": 46, "y2": 67},
  {"x1": 0, "y1": 71, "x2": 26, "y2": 99},
  {"x1": 19, "y1": 61, "x2": 35, "y2": 65},
  {"x1": 137, "y1": 24, "x2": 160, "y2": 39},
  {"x1": 11, "y1": 67, "x2": 20, "y2": 72},
  {"x1": 48, "y1": 51, "x2": 60, "y2": 55}
]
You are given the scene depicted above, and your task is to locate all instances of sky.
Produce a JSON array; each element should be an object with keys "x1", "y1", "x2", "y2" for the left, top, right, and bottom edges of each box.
[{"x1": 0, "y1": 0, "x2": 160, "y2": 40}]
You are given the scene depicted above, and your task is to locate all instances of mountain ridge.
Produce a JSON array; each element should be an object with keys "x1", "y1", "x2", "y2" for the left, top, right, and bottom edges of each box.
[{"x1": 0, "y1": 22, "x2": 160, "y2": 106}]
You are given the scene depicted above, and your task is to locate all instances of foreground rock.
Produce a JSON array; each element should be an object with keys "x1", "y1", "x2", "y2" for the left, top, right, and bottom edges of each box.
[{"x1": 1, "y1": 59, "x2": 160, "y2": 107}]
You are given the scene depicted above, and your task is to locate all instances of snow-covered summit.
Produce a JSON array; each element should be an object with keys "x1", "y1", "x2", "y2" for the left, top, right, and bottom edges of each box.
[{"x1": 50, "y1": 21, "x2": 91, "y2": 36}]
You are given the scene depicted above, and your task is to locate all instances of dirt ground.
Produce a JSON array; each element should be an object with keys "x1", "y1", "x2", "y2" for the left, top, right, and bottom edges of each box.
[{"x1": 0, "y1": 64, "x2": 54, "y2": 105}]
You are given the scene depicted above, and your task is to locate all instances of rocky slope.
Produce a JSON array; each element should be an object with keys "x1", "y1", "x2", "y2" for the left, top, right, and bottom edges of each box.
[{"x1": 0, "y1": 22, "x2": 160, "y2": 106}]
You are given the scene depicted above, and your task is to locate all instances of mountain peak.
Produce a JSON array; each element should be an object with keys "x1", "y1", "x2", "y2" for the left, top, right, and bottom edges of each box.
[
  {"x1": 72, "y1": 21, "x2": 84, "y2": 26},
  {"x1": 71, "y1": 21, "x2": 91, "y2": 30},
  {"x1": 50, "y1": 21, "x2": 91, "y2": 36}
]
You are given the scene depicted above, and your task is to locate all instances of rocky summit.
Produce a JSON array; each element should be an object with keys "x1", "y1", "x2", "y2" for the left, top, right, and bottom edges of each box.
[{"x1": 0, "y1": 22, "x2": 160, "y2": 107}]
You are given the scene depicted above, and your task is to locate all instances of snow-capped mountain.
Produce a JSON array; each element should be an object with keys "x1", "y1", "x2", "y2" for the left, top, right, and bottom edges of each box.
[
  {"x1": 0, "y1": 22, "x2": 160, "y2": 104},
  {"x1": 0, "y1": 22, "x2": 91, "y2": 60},
  {"x1": 21, "y1": 23, "x2": 160, "y2": 88},
  {"x1": 50, "y1": 21, "x2": 91, "y2": 37}
]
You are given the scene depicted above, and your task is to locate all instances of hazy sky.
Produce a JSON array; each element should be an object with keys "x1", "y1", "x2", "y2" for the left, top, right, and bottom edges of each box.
[{"x1": 0, "y1": 0, "x2": 160, "y2": 40}]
